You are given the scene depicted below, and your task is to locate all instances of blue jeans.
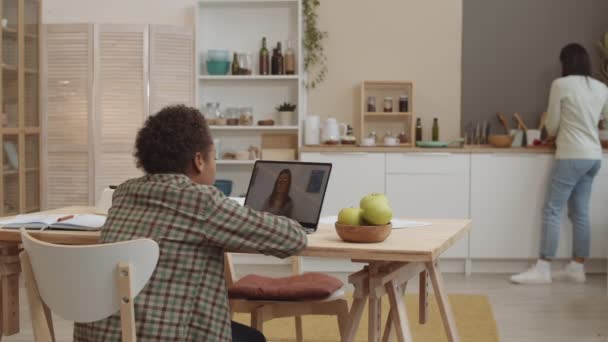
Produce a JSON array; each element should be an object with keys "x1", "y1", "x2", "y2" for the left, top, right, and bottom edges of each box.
[{"x1": 540, "y1": 159, "x2": 602, "y2": 259}]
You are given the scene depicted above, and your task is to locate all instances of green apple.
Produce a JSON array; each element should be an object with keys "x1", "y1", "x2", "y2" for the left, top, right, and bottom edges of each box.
[
  {"x1": 360, "y1": 193, "x2": 393, "y2": 225},
  {"x1": 338, "y1": 207, "x2": 364, "y2": 226},
  {"x1": 359, "y1": 193, "x2": 389, "y2": 212}
]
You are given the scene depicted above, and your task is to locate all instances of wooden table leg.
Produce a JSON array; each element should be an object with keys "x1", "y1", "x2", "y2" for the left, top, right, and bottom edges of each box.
[
  {"x1": 0, "y1": 243, "x2": 20, "y2": 337},
  {"x1": 368, "y1": 294, "x2": 382, "y2": 342},
  {"x1": 381, "y1": 282, "x2": 409, "y2": 342},
  {"x1": 343, "y1": 295, "x2": 367, "y2": 342},
  {"x1": 426, "y1": 262, "x2": 460, "y2": 342},
  {"x1": 419, "y1": 270, "x2": 429, "y2": 324},
  {"x1": 385, "y1": 280, "x2": 412, "y2": 342}
]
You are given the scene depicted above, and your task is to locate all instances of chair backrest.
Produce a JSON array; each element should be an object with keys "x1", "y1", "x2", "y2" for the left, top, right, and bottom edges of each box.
[{"x1": 21, "y1": 229, "x2": 159, "y2": 323}]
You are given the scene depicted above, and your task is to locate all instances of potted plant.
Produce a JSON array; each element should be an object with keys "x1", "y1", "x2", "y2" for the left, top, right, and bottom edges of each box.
[{"x1": 276, "y1": 102, "x2": 297, "y2": 126}]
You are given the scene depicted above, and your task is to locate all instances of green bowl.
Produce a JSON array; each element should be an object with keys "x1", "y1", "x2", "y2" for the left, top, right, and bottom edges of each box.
[{"x1": 207, "y1": 60, "x2": 230, "y2": 75}]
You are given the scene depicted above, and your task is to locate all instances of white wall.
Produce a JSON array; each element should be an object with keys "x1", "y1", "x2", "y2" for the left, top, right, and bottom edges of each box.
[
  {"x1": 43, "y1": 0, "x2": 464, "y2": 141},
  {"x1": 308, "y1": 0, "x2": 463, "y2": 140},
  {"x1": 42, "y1": 0, "x2": 196, "y2": 25}
]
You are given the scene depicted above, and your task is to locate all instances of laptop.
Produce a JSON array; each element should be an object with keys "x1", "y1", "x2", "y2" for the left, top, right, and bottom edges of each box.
[{"x1": 244, "y1": 161, "x2": 332, "y2": 234}]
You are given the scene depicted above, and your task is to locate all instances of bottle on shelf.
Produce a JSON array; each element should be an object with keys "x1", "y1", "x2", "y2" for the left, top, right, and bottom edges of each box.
[
  {"x1": 284, "y1": 40, "x2": 296, "y2": 75},
  {"x1": 231, "y1": 52, "x2": 239, "y2": 75},
  {"x1": 271, "y1": 42, "x2": 284, "y2": 75},
  {"x1": 415, "y1": 118, "x2": 422, "y2": 142},
  {"x1": 432, "y1": 118, "x2": 439, "y2": 141},
  {"x1": 259, "y1": 37, "x2": 270, "y2": 75}
]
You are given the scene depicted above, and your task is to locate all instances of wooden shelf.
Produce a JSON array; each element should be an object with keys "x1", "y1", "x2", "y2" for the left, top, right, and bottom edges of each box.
[
  {"x1": 365, "y1": 112, "x2": 413, "y2": 117},
  {"x1": 200, "y1": 0, "x2": 298, "y2": 4},
  {"x1": 199, "y1": 75, "x2": 299, "y2": 81},
  {"x1": 210, "y1": 125, "x2": 298, "y2": 131},
  {"x1": 216, "y1": 160, "x2": 256, "y2": 165}
]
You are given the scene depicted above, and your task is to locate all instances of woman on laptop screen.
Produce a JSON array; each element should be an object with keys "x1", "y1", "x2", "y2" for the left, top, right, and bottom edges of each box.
[{"x1": 261, "y1": 169, "x2": 294, "y2": 217}]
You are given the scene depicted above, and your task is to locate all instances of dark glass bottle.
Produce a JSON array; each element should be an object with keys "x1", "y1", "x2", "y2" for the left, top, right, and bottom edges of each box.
[
  {"x1": 415, "y1": 118, "x2": 422, "y2": 142},
  {"x1": 259, "y1": 37, "x2": 269, "y2": 75},
  {"x1": 432, "y1": 118, "x2": 439, "y2": 141},
  {"x1": 231, "y1": 52, "x2": 239, "y2": 75},
  {"x1": 271, "y1": 42, "x2": 284, "y2": 75}
]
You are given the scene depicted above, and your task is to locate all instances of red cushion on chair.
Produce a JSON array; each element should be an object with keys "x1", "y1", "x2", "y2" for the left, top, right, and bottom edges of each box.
[{"x1": 228, "y1": 272, "x2": 344, "y2": 301}]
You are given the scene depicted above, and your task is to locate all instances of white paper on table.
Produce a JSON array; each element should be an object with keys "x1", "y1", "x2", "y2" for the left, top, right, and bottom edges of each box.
[
  {"x1": 230, "y1": 197, "x2": 245, "y2": 206},
  {"x1": 319, "y1": 216, "x2": 431, "y2": 229}
]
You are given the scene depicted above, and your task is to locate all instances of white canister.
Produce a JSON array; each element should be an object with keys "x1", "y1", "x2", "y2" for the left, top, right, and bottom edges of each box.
[{"x1": 304, "y1": 115, "x2": 321, "y2": 145}]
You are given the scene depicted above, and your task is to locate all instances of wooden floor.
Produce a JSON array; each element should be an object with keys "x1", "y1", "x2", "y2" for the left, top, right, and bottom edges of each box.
[{"x1": 4, "y1": 266, "x2": 608, "y2": 342}]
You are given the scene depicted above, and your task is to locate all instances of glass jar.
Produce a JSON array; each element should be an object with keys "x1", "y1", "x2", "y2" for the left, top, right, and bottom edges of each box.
[
  {"x1": 399, "y1": 95, "x2": 409, "y2": 112},
  {"x1": 225, "y1": 107, "x2": 239, "y2": 126},
  {"x1": 367, "y1": 96, "x2": 376, "y2": 112},
  {"x1": 383, "y1": 97, "x2": 393, "y2": 112},
  {"x1": 238, "y1": 53, "x2": 253, "y2": 75},
  {"x1": 239, "y1": 107, "x2": 254, "y2": 126}
]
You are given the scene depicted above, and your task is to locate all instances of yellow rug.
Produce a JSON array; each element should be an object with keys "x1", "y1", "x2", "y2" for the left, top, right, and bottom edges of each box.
[{"x1": 233, "y1": 294, "x2": 498, "y2": 342}]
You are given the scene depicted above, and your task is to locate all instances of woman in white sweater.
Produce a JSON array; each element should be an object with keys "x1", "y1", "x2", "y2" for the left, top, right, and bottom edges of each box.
[{"x1": 512, "y1": 43, "x2": 608, "y2": 285}]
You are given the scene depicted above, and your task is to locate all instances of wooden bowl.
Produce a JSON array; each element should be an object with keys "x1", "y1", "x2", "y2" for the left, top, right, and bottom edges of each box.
[
  {"x1": 488, "y1": 134, "x2": 514, "y2": 148},
  {"x1": 335, "y1": 222, "x2": 392, "y2": 243}
]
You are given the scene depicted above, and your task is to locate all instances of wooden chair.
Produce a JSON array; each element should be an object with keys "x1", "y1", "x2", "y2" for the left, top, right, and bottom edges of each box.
[
  {"x1": 225, "y1": 254, "x2": 350, "y2": 342},
  {"x1": 19, "y1": 229, "x2": 159, "y2": 342}
]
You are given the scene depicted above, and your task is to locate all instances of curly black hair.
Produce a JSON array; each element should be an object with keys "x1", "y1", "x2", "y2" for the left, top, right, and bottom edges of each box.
[{"x1": 134, "y1": 105, "x2": 213, "y2": 174}]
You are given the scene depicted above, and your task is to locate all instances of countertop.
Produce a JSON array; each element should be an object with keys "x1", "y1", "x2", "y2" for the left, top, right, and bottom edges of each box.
[
  {"x1": 301, "y1": 144, "x2": 559, "y2": 154},
  {"x1": 301, "y1": 145, "x2": 608, "y2": 154}
]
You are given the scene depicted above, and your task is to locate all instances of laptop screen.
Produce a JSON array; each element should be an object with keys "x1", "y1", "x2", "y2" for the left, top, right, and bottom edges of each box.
[{"x1": 244, "y1": 161, "x2": 332, "y2": 230}]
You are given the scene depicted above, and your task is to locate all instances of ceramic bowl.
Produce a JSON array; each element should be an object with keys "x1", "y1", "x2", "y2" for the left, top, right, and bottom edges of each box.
[
  {"x1": 207, "y1": 49, "x2": 231, "y2": 62},
  {"x1": 361, "y1": 137, "x2": 376, "y2": 146},
  {"x1": 384, "y1": 137, "x2": 399, "y2": 146}
]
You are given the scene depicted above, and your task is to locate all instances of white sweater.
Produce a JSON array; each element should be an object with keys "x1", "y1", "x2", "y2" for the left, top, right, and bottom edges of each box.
[{"x1": 546, "y1": 76, "x2": 608, "y2": 160}]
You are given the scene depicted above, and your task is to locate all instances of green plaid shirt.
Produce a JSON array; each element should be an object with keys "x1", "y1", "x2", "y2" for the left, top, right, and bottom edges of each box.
[{"x1": 73, "y1": 174, "x2": 307, "y2": 341}]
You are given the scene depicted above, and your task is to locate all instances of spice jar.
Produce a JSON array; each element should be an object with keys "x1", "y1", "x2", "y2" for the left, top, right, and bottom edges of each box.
[
  {"x1": 383, "y1": 97, "x2": 393, "y2": 112},
  {"x1": 398, "y1": 131, "x2": 408, "y2": 143},
  {"x1": 367, "y1": 96, "x2": 377, "y2": 112},
  {"x1": 239, "y1": 107, "x2": 253, "y2": 126},
  {"x1": 399, "y1": 95, "x2": 409, "y2": 113}
]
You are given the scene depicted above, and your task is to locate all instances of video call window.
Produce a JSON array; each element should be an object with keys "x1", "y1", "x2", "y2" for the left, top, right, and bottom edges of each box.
[{"x1": 245, "y1": 162, "x2": 331, "y2": 226}]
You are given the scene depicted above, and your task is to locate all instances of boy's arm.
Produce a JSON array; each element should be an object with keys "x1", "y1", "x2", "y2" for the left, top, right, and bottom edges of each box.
[{"x1": 199, "y1": 187, "x2": 307, "y2": 258}]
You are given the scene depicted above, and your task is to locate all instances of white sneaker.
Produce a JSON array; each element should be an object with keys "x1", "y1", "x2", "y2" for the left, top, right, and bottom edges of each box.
[
  {"x1": 510, "y1": 260, "x2": 552, "y2": 285},
  {"x1": 553, "y1": 261, "x2": 586, "y2": 283}
]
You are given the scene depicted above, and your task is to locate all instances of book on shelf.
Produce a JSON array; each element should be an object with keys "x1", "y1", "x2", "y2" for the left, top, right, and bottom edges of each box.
[{"x1": 0, "y1": 214, "x2": 106, "y2": 231}]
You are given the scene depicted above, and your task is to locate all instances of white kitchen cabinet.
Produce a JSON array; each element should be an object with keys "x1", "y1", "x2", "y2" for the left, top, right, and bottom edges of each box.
[
  {"x1": 589, "y1": 156, "x2": 608, "y2": 258},
  {"x1": 470, "y1": 153, "x2": 555, "y2": 258},
  {"x1": 300, "y1": 152, "x2": 386, "y2": 217},
  {"x1": 385, "y1": 153, "x2": 470, "y2": 258}
]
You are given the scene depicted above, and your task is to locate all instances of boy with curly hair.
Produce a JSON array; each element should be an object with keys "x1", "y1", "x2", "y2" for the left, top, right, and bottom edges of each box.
[{"x1": 74, "y1": 105, "x2": 307, "y2": 342}]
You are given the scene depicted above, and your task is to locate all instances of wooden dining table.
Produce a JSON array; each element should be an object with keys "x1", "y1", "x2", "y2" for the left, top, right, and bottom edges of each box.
[{"x1": 0, "y1": 206, "x2": 471, "y2": 342}]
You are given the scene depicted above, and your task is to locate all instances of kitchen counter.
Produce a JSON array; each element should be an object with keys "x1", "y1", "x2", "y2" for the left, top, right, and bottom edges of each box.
[
  {"x1": 301, "y1": 144, "x2": 557, "y2": 154},
  {"x1": 301, "y1": 145, "x2": 608, "y2": 154}
]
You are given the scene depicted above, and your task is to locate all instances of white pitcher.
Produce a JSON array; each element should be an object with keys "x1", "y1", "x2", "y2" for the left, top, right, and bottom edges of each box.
[{"x1": 321, "y1": 118, "x2": 347, "y2": 144}]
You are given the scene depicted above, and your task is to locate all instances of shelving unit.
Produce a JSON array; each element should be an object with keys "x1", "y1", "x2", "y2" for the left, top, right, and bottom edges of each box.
[
  {"x1": 360, "y1": 81, "x2": 415, "y2": 146},
  {"x1": 210, "y1": 125, "x2": 298, "y2": 131},
  {"x1": 199, "y1": 75, "x2": 299, "y2": 81},
  {"x1": 195, "y1": 0, "x2": 305, "y2": 195},
  {"x1": 0, "y1": 0, "x2": 41, "y2": 216}
]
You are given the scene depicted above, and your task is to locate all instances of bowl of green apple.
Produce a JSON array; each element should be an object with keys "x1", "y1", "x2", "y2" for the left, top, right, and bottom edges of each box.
[{"x1": 335, "y1": 193, "x2": 393, "y2": 243}]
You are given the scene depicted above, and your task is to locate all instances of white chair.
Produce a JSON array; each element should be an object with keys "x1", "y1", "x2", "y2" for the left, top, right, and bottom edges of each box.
[{"x1": 19, "y1": 229, "x2": 159, "y2": 342}]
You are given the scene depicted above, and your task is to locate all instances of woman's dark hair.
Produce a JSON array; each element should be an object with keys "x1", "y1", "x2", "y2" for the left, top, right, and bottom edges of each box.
[
  {"x1": 134, "y1": 105, "x2": 213, "y2": 174},
  {"x1": 560, "y1": 43, "x2": 591, "y2": 77},
  {"x1": 269, "y1": 169, "x2": 292, "y2": 201}
]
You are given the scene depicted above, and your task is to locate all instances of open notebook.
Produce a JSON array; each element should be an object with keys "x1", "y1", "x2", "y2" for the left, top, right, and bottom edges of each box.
[{"x1": 0, "y1": 214, "x2": 106, "y2": 231}]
